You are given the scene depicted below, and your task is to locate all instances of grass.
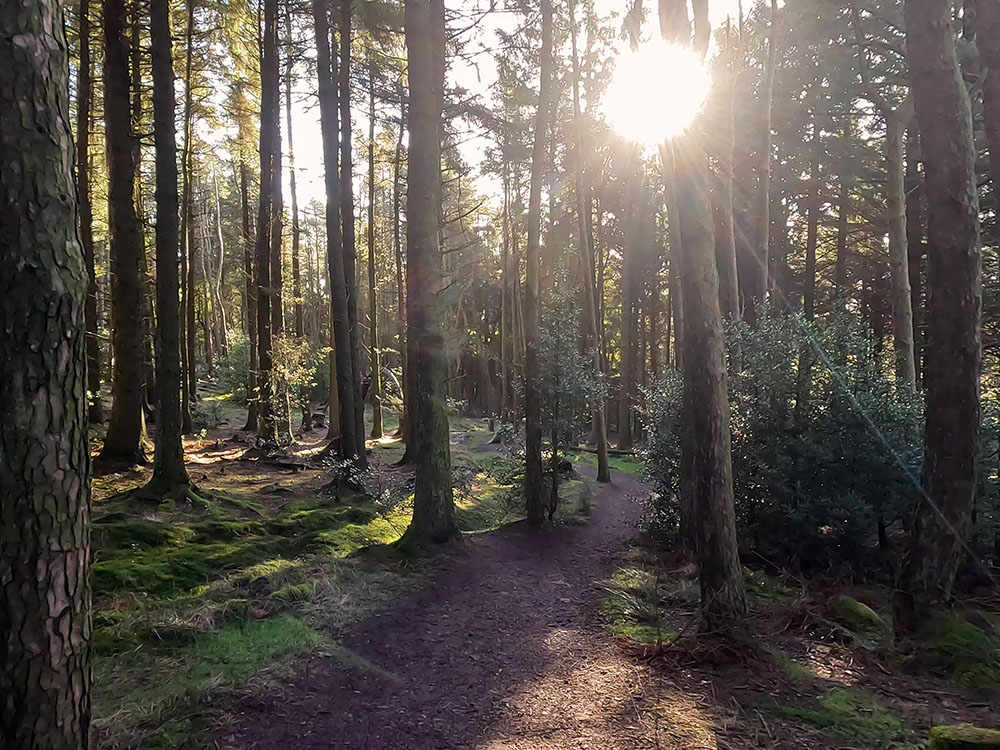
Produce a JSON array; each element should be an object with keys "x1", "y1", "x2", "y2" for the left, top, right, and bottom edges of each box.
[{"x1": 565, "y1": 449, "x2": 645, "y2": 477}]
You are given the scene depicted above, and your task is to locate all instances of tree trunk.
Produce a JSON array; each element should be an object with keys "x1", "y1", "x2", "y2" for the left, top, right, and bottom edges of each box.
[
  {"x1": 77, "y1": 0, "x2": 103, "y2": 424},
  {"x1": 148, "y1": 0, "x2": 192, "y2": 492},
  {"x1": 212, "y1": 172, "x2": 229, "y2": 356},
  {"x1": 803, "y1": 130, "x2": 820, "y2": 320},
  {"x1": 0, "y1": 2, "x2": 92, "y2": 741},
  {"x1": 180, "y1": 0, "x2": 196, "y2": 434},
  {"x1": 618, "y1": 160, "x2": 638, "y2": 451},
  {"x1": 286, "y1": 2, "x2": 304, "y2": 340},
  {"x1": 340, "y1": 0, "x2": 367, "y2": 460},
  {"x1": 834, "y1": 115, "x2": 851, "y2": 305},
  {"x1": 99, "y1": 0, "x2": 148, "y2": 464},
  {"x1": 885, "y1": 109, "x2": 917, "y2": 390},
  {"x1": 748, "y1": 0, "x2": 777, "y2": 318},
  {"x1": 255, "y1": 0, "x2": 280, "y2": 442},
  {"x1": 906, "y1": 127, "x2": 925, "y2": 388},
  {"x1": 898, "y1": 0, "x2": 982, "y2": 620},
  {"x1": 714, "y1": 18, "x2": 740, "y2": 322},
  {"x1": 240, "y1": 160, "x2": 260, "y2": 430},
  {"x1": 523, "y1": 0, "x2": 554, "y2": 525},
  {"x1": 392, "y1": 90, "x2": 408, "y2": 439},
  {"x1": 314, "y1": 0, "x2": 361, "y2": 460},
  {"x1": 401, "y1": 0, "x2": 458, "y2": 544},
  {"x1": 368, "y1": 55, "x2": 384, "y2": 439},
  {"x1": 569, "y1": 0, "x2": 609, "y2": 482}
]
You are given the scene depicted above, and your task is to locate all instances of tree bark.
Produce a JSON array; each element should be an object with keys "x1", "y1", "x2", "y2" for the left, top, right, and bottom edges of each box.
[
  {"x1": 834, "y1": 115, "x2": 851, "y2": 305},
  {"x1": 240, "y1": 159, "x2": 260, "y2": 430},
  {"x1": 314, "y1": 0, "x2": 361, "y2": 460},
  {"x1": 148, "y1": 0, "x2": 192, "y2": 492},
  {"x1": 0, "y1": 1, "x2": 92, "y2": 741},
  {"x1": 255, "y1": 0, "x2": 280, "y2": 441},
  {"x1": 906, "y1": 127, "x2": 925, "y2": 388},
  {"x1": 885, "y1": 110, "x2": 917, "y2": 390},
  {"x1": 401, "y1": 0, "x2": 458, "y2": 543},
  {"x1": 392, "y1": 89, "x2": 408, "y2": 439},
  {"x1": 99, "y1": 0, "x2": 148, "y2": 464},
  {"x1": 523, "y1": 0, "x2": 554, "y2": 525},
  {"x1": 180, "y1": 0, "x2": 196, "y2": 434},
  {"x1": 899, "y1": 0, "x2": 982, "y2": 618},
  {"x1": 618, "y1": 159, "x2": 638, "y2": 451},
  {"x1": 714, "y1": 18, "x2": 740, "y2": 322},
  {"x1": 340, "y1": 0, "x2": 367, "y2": 460}
]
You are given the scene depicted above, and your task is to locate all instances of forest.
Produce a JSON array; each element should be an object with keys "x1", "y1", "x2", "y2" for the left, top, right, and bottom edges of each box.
[{"x1": 3, "y1": 0, "x2": 1000, "y2": 746}]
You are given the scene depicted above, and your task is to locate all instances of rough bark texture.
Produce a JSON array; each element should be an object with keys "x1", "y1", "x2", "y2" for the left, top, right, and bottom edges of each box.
[
  {"x1": 314, "y1": 0, "x2": 360, "y2": 460},
  {"x1": 900, "y1": 0, "x2": 982, "y2": 613},
  {"x1": 522, "y1": 0, "x2": 554, "y2": 525},
  {"x1": 286, "y1": 4, "x2": 304, "y2": 340},
  {"x1": 401, "y1": 0, "x2": 458, "y2": 543},
  {"x1": 0, "y1": 2, "x2": 92, "y2": 743},
  {"x1": 99, "y1": 0, "x2": 148, "y2": 464},
  {"x1": 672, "y1": 134, "x2": 748, "y2": 631},
  {"x1": 76, "y1": 0, "x2": 103, "y2": 424},
  {"x1": 148, "y1": 0, "x2": 191, "y2": 492}
]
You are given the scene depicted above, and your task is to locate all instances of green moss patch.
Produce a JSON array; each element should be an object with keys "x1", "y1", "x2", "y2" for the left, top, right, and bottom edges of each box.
[
  {"x1": 599, "y1": 567, "x2": 679, "y2": 644},
  {"x1": 917, "y1": 612, "x2": 1000, "y2": 693},
  {"x1": 769, "y1": 688, "x2": 905, "y2": 747},
  {"x1": 930, "y1": 724, "x2": 1000, "y2": 749}
]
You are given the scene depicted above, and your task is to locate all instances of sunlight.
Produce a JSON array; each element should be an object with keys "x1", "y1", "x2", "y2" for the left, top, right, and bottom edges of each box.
[{"x1": 603, "y1": 40, "x2": 711, "y2": 146}]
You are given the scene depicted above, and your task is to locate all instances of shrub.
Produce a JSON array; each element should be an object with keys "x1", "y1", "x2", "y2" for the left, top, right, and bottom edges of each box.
[{"x1": 644, "y1": 314, "x2": 926, "y2": 569}]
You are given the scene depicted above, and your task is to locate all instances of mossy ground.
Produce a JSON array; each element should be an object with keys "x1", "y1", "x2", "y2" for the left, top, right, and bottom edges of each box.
[
  {"x1": 90, "y1": 399, "x2": 599, "y2": 748},
  {"x1": 599, "y1": 536, "x2": 1000, "y2": 749}
]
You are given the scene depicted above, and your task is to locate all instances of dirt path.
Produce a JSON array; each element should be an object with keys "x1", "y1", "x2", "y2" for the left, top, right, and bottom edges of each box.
[{"x1": 215, "y1": 469, "x2": 664, "y2": 749}]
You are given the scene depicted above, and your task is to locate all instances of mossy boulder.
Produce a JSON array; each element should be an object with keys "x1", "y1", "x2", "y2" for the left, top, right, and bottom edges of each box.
[
  {"x1": 918, "y1": 613, "x2": 1000, "y2": 692},
  {"x1": 833, "y1": 595, "x2": 888, "y2": 633},
  {"x1": 929, "y1": 724, "x2": 1000, "y2": 749}
]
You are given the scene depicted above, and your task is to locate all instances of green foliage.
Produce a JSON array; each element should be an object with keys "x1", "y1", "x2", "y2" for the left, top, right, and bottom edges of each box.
[
  {"x1": 833, "y1": 595, "x2": 889, "y2": 634},
  {"x1": 770, "y1": 687, "x2": 905, "y2": 747},
  {"x1": 540, "y1": 292, "x2": 604, "y2": 451},
  {"x1": 916, "y1": 612, "x2": 1000, "y2": 693},
  {"x1": 644, "y1": 315, "x2": 927, "y2": 568}
]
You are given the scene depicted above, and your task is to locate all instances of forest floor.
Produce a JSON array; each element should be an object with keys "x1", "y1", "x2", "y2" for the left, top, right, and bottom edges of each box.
[{"x1": 88, "y1": 386, "x2": 1000, "y2": 749}]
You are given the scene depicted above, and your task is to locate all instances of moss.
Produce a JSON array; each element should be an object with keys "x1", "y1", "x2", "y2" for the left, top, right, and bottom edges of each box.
[
  {"x1": 92, "y1": 519, "x2": 195, "y2": 550},
  {"x1": 833, "y1": 595, "x2": 889, "y2": 633},
  {"x1": 273, "y1": 582, "x2": 313, "y2": 602},
  {"x1": 744, "y1": 569, "x2": 797, "y2": 604},
  {"x1": 764, "y1": 644, "x2": 813, "y2": 680},
  {"x1": 770, "y1": 688, "x2": 905, "y2": 746},
  {"x1": 93, "y1": 615, "x2": 321, "y2": 748},
  {"x1": 598, "y1": 566, "x2": 678, "y2": 644},
  {"x1": 930, "y1": 724, "x2": 1000, "y2": 749},
  {"x1": 918, "y1": 612, "x2": 1000, "y2": 693}
]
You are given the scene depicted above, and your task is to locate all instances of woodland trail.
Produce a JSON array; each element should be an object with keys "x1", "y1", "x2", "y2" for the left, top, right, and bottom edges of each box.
[{"x1": 215, "y1": 469, "x2": 664, "y2": 749}]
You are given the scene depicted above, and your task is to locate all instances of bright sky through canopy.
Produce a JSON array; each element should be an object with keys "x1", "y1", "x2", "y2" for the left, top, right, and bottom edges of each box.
[{"x1": 602, "y1": 40, "x2": 711, "y2": 146}]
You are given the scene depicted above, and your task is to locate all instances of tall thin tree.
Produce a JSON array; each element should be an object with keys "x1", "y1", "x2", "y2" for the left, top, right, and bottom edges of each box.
[
  {"x1": 99, "y1": 0, "x2": 149, "y2": 464},
  {"x1": 523, "y1": 0, "x2": 554, "y2": 525},
  {"x1": 401, "y1": 0, "x2": 458, "y2": 543}
]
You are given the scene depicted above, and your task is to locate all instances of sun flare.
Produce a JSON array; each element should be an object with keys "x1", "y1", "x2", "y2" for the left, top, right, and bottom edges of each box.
[{"x1": 603, "y1": 40, "x2": 712, "y2": 146}]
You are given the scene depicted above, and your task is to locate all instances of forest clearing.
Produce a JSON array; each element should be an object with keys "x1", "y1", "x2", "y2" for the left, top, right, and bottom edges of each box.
[{"x1": 4, "y1": 0, "x2": 1000, "y2": 746}]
